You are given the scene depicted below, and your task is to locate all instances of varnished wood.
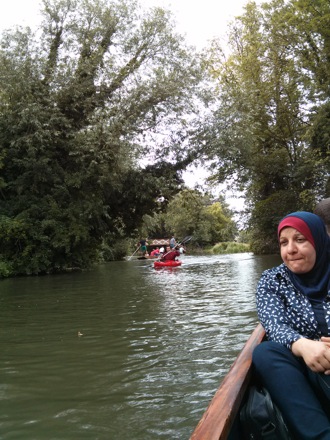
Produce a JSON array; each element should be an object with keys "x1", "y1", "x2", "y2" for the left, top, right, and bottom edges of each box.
[{"x1": 190, "y1": 323, "x2": 266, "y2": 440}]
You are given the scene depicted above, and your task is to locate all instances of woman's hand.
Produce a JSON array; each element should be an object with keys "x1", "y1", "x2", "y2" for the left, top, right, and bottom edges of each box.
[{"x1": 292, "y1": 338, "x2": 330, "y2": 374}]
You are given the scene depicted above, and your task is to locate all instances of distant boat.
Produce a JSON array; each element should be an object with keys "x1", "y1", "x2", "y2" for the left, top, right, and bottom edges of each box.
[{"x1": 190, "y1": 323, "x2": 266, "y2": 440}]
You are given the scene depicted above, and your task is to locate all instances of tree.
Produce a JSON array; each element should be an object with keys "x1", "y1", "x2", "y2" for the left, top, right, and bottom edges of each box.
[
  {"x1": 205, "y1": 202, "x2": 237, "y2": 243},
  {"x1": 290, "y1": 0, "x2": 330, "y2": 194},
  {"x1": 201, "y1": 0, "x2": 329, "y2": 253},
  {"x1": 0, "y1": 0, "x2": 203, "y2": 276},
  {"x1": 161, "y1": 189, "x2": 237, "y2": 245}
]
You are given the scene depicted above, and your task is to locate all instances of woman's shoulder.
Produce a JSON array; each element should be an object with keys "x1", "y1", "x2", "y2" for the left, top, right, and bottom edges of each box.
[
  {"x1": 257, "y1": 264, "x2": 294, "y2": 298},
  {"x1": 258, "y1": 263, "x2": 290, "y2": 286},
  {"x1": 261, "y1": 263, "x2": 287, "y2": 277}
]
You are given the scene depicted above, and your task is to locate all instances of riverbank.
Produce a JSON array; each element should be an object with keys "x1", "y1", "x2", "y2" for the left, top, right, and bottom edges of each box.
[{"x1": 192, "y1": 241, "x2": 251, "y2": 255}]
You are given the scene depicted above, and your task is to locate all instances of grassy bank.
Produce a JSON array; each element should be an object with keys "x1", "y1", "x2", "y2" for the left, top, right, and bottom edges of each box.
[{"x1": 204, "y1": 242, "x2": 251, "y2": 254}]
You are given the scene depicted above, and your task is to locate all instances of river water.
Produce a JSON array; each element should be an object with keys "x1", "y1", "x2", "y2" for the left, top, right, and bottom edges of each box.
[{"x1": 0, "y1": 253, "x2": 280, "y2": 440}]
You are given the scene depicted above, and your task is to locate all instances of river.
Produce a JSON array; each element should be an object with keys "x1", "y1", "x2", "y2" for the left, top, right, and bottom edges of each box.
[{"x1": 0, "y1": 253, "x2": 281, "y2": 440}]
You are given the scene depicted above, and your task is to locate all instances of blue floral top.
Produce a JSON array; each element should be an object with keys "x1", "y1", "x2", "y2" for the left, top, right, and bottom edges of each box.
[{"x1": 256, "y1": 263, "x2": 330, "y2": 349}]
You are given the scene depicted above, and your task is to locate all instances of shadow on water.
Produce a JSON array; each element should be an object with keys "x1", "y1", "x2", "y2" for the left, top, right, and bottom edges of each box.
[{"x1": 0, "y1": 253, "x2": 281, "y2": 439}]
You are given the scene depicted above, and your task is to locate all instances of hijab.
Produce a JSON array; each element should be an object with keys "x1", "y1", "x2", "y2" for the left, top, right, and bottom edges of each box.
[{"x1": 278, "y1": 211, "x2": 330, "y2": 300}]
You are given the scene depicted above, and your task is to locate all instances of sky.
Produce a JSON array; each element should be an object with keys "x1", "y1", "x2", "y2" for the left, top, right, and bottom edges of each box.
[
  {"x1": 0, "y1": 0, "x2": 256, "y2": 46},
  {"x1": 0, "y1": 0, "x2": 259, "y2": 211}
]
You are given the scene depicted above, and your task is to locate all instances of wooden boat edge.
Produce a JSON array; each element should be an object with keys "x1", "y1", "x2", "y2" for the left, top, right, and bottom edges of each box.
[{"x1": 189, "y1": 323, "x2": 266, "y2": 440}]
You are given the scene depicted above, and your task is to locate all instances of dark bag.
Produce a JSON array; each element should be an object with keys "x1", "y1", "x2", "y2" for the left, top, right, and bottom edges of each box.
[{"x1": 240, "y1": 386, "x2": 293, "y2": 440}]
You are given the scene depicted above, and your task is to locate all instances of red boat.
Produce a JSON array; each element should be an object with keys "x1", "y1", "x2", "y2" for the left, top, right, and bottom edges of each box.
[{"x1": 153, "y1": 260, "x2": 182, "y2": 268}]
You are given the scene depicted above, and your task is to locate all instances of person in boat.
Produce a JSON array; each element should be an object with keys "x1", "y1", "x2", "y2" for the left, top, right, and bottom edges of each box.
[
  {"x1": 161, "y1": 246, "x2": 180, "y2": 261},
  {"x1": 169, "y1": 236, "x2": 176, "y2": 249},
  {"x1": 314, "y1": 197, "x2": 330, "y2": 235},
  {"x1": 253, "y1": 211, "x2": 330, "y2": 440},
  {"x1": 150, "y1": 247, "x2": 160, "y2": 257},
  {"x1": 179, "y1": 245, "x2": 186, "y2": 254},
  {"x1": 138, "y1": 238, "x2": 148, "y2": 256}
]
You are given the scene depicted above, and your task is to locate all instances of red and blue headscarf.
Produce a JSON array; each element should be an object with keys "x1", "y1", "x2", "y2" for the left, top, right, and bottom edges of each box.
[{"x1": 278, "y1": 211, "x2": 330, "y2": 300}]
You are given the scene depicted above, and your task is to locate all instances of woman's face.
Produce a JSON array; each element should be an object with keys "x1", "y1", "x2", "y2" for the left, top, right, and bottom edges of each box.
[{"x1": 279, "y1": 227, "x2": 316, "y2": 274}]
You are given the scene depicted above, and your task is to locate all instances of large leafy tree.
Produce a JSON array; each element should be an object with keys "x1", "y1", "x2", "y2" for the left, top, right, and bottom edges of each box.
[
  {"x1": 201, "y1": 0, "x2": 329, "y2": 253},
  {"x1": 0, "y1": 0, "x2": 203, "y2": 275},
  {"x1": 162, "y1": 189, "x2": 237, "y2": 245},
  {"x1": 290, "y1": 0, "x2": 330, "y2": 193}
]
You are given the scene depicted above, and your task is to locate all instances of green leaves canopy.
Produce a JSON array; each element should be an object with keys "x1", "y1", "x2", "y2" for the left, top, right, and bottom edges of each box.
[
  {"x1": 201, "y1": 0, "x2": 330, "y2": 252},
  {"x1": 163, "y1": 189, "x2": 237, "y2": 245},
  {"x1": 0, "y1": 0, "x2": 203, "y2": 275}
]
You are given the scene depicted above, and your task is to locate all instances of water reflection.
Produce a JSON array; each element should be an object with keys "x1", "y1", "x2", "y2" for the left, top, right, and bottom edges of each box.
[{"x1": 0, "y1": 253, "x2": 280, "y2": 439}]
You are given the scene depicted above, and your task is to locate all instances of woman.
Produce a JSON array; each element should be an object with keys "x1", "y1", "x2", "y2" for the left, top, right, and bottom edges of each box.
[{"x1": 253, "y1": 211, "x2": 330, "y2": 440}]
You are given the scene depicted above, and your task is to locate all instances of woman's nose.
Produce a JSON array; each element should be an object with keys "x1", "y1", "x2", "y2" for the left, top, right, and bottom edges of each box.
[{"x1": 287, "y1": 240, "x2": 297, "y2": 253}]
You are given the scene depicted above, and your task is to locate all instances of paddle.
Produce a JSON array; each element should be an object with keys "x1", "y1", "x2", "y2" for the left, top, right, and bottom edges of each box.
[
  {"x1": 127, "y1": 245, "x2": 140, "y2": 260},
  {"x1": 177, "y1": 235, "x2": 193, "y2": 248}
]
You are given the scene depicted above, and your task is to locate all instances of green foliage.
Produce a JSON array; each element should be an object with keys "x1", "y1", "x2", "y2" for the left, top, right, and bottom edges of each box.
[
  {"x1": 139, "y1": 211, "x2": 167, "y2": 239},
  {"x1": 209, "y1": 242, "x2": 250, "y2": 254},
  {"x1": 201, "y1": 0, "x2": 330, "y2": 253},
  {"x1": 142, "y1": 188, "x2": 238, "y2": 245},
  {"x1": 99, "y1": 236, "x2": 129, "y2": 261},
  {"x1": 248, "y1": 191, "x2": 297, "y2": 254},
  {"x1": 164, "y1": 189, "x2": 206, "y2": 238},
  {"x1": 204, "y1": 202, "x2": 237, "y2": 243},
  {"x1": 0, "y1": 0, "x2": 203, "y2": 276},
  {"x1": 0, "y1": 260, "x2": 13, "y2": 278},
  {"x1": 237, "y1": 229, "x2": 252, "y2": 244}
]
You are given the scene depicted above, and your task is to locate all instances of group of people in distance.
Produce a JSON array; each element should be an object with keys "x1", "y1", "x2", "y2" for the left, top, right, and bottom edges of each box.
[
  {"x1": 253, "y1": 198, "x2": 330, "y2": 439},
  {"x1": 138, "y1": 235, "x2": 185, "y2": 260}
]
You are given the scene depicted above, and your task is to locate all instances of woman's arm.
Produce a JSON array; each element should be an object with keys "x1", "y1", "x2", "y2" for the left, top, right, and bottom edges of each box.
[{"x1": 256, "y1": 269, "x2": 303, "y2": 348}]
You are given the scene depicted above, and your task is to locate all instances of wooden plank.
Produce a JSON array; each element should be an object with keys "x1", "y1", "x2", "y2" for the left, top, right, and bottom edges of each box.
[{"x1": 190, "y1": 323, "x2": 266, "y2": 440}]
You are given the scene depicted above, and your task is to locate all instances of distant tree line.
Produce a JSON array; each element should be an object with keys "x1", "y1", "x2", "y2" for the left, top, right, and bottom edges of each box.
[{"x1": 139, "y1": 189, "x2": 238, "y2": 247}]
